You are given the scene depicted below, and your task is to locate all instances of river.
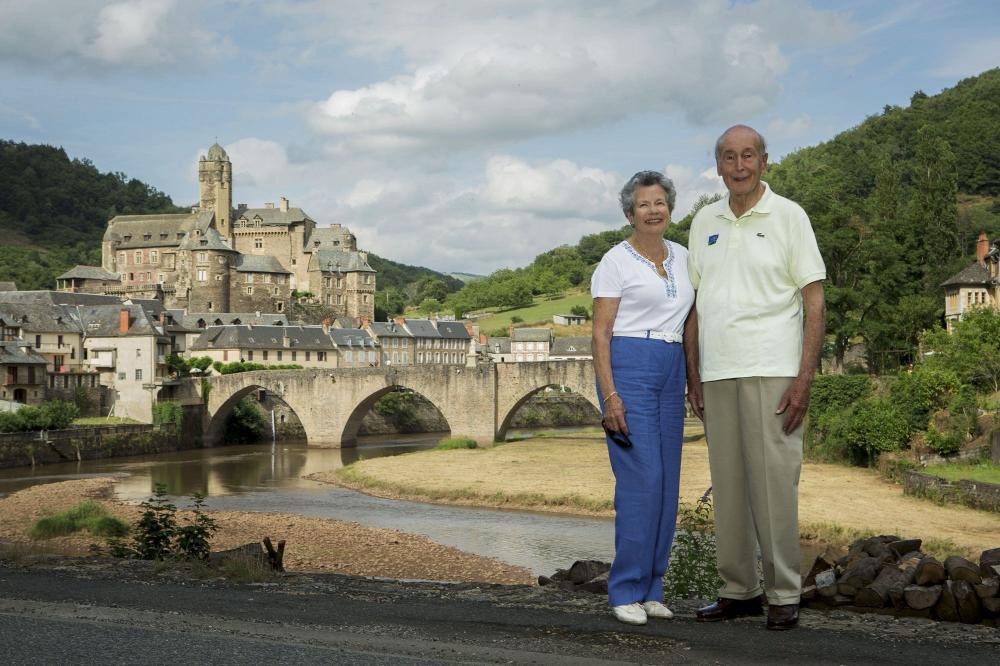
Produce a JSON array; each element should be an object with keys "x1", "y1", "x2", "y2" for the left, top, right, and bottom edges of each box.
[{"x1": 0, "y1": 432, "x2": 616, "y2": 575}]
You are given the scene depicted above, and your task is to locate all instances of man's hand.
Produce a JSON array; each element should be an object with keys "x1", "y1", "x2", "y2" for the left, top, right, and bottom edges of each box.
[
  {"x1": 775, "y1": 378, "x2": 810, "y2": 434},
  {"x1": 687, "y1": 382, "x2": 704, "y2": 421}
]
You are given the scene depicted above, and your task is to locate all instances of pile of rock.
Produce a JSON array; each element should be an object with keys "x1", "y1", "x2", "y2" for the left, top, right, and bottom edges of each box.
[
  {"x1": 538, "y1": 560, "x2": 610, "y2": 594},
  {"x1": 803, "y1": 536, "x2": 1000, "y2": 625}
]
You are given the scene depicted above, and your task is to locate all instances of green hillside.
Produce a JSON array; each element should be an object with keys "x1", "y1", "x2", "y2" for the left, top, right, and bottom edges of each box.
[
  {"x1": 472, "y1": 289, "x2": 592, "y2": 333},
  {"x1": 766, "y1": 67, "x2": 1000, "y2": 371}
]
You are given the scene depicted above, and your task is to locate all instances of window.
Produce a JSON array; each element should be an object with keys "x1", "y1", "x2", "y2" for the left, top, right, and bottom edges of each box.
[
  {"x1": 118, "y1": 372, "x2": 126, "y2": 380},
  {"x1": 135, "y1": 369, "x2": 143, "y2": 381},
  {"x1": 277, "y1": 351, "x2": 282, "y2": 361},
  {"x1": 197, "y1": 270, "x2": 207, "y2": 282},
  {"x1": 336, "y1": 278, "x2": 343, "y2": 289},
  {"x1": 276, "y1": 301, "x2": 284, "y2": 312},
  {"x1": 223, "y1": 350, "x2": 229, "y2": 361},
  {"x1": 136, "y1": 348, "x2": 141, "y2": 357},
  {"x1": 158, "y1": 273, "x2": 165, "y2": 284},
  {"x1": 291, "y1": 351, "x2": 296, "y2": 361},
  {"x1": 134, "y1": 250, "x2": 143, "y2": 264},
  {"x1": 305, "y1": 351, "x2": 311, "y2": 361},
  {"x1": 215, "y1": 275, "x2": 223, "y2": 281},
  {"x1": 363, "y1": 294, "x2": 369, "y2": 303},
  {"x1": 417, "y1": 352, "x2": 423, "y2": 364},
  {"x1": 324, "y1": 277, "x2": 331, "y2": 288},
  {"x1": 255, "y1": 238, "x2": 263, "y2": 249},
  {"x1": 35, "y1": 335, "x2": 41, "y2": 348},
  {"x1": 317, "y1": 351, "x2": 327, "y2": 362},
  {"x1": 435, "y1": 352, "x2": 441, "y2": 363},
  {"x1": 198, "y1": 252, "x2": 208, "y2": 264},
  {"x1": 264, "y1": 274, "x2": 271, "y2": 284},
  {"x1": 364, "y1": 275, "x2": 371, "y2": 284},
  {"x1": 345, "y1": 351, "x2": 353, "y2": 362},
  {"x1": 246, "y1": 286, "x2": 253, "y2": 295},
  {"x1": 263, "y1": 350, "x2": 269, "y2": 360},
  {"x1": 207, "y1": 301, "x2": 214, "y2": 311},
  {"x1": 392, "y1": 352, "x2": 398, "y2": 364},
  {"x1": 246, "y1": 274, "x2": 254, "y2": 283},
  {"x1": 150, "y1": 251, "x2": 158, "y2": 264},
  {"x1": 336, "y1": 295, "x2": 343, "y2": 305},
  {"x1": 247, "y1": 350, "x2": 254, "y2": 361},
  {"x1": 118, "y1": 252, "x2": 126, "y2": 266},
  {"x1": 401, "y1": 352, "x2": 408, "y2": 364},
  {"x1": 369, "y1": 351, "x2": 376, "y2": 363}
]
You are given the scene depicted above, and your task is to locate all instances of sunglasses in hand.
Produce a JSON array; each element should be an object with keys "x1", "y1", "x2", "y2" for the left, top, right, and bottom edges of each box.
[{"x1": 601, "y1": 419, "x2": 633, "y2": 449}]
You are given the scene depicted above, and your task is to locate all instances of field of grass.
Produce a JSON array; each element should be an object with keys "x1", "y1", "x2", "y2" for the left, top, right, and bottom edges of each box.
[
  {"x1": 71, "y1": 416, "x2": 142, "y2": 426},
  {"x1": 324, "y1": 431, "x2": 1000, "y2": 559},
  {"x1": 472, "y1": 289, "x2": 593, "y2": 333},
  {"x1": 924, "y1": 461, "x2": 1000, "y2": 484}
]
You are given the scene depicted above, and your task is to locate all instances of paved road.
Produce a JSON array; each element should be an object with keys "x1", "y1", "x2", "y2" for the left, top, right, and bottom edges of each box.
[{"x1": 1, "y1": 562, "x2": 998, "y2": 665}]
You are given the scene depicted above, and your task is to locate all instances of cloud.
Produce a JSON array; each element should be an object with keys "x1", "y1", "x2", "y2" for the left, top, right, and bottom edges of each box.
[
  {"x1": 0, "y1": 103, "x2": 40, "y2": 129},
  {"x1": 331, "y1": 155, "x2": 624, "y2": 272},
  {"x1": 929, "y1": 38, "x2": 1000, "y2": 79},
  {"x1": 663, "y1": 165, "x2": 726, "y2": 219},
  {"x1": 0, "y1": 0, "x2": 226, "y2": 72},
  {"x1": 296, "y1": 0, "x2": 858, "y2": 156}
]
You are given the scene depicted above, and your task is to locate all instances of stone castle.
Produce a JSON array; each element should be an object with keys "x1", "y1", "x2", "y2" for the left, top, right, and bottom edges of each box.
[{"x1": 57, "y1": 143, "x2": 376, "y2": 323}]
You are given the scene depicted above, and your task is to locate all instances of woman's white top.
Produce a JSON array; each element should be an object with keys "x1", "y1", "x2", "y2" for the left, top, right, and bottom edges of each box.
[{"x1": 590, "y1": 239, "x2": 695, "y2": 335}]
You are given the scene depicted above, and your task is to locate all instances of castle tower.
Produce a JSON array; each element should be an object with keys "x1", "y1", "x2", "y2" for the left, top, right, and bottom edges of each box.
[{"x1": 199, "y1": 143, "x2": 233, "y2": 240}]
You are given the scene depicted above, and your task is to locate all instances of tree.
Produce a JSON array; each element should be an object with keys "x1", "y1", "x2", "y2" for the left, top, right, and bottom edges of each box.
[{"x1": 922, "y1": 307, "x2": 1000, "y2": 392}]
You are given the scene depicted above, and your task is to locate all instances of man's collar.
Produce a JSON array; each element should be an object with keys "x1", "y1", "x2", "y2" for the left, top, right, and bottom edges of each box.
[{"x1": 717, "y1": 181, "x2": 773, "y2": 220}]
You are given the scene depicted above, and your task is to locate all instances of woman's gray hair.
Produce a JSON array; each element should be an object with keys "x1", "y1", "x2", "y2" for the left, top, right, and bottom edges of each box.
[{"x1": 619, "y1": 171, "x2": 677, "y2": 217}]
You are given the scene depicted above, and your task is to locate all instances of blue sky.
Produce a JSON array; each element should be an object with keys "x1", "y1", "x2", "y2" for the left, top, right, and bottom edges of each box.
[{"x1": 1, "y1": 1, "x2": 998, "y2": 274}]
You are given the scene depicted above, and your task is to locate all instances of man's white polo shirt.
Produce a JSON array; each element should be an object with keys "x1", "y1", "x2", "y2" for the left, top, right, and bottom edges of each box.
[{"x1": 687, "y1": 182, "x2": 826, "y2": 382}]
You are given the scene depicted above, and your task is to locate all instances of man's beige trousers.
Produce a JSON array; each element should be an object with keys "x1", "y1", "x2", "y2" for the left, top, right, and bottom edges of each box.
[{"x1": 702, "y1": 377, "x2": 803, "y2": 605}]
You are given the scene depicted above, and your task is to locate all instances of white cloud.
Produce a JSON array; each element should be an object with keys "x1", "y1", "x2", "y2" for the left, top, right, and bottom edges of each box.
[
  {"x1": 0, "y1": 0, "x2": 225, "y2": 71},
  {"x1": 297, "y1": 0, "x2": 858, "y2": 156},
  {"x1": 663, "y1": 165, "x2": 726, "y2": 219},
  {"x1": 930, "y1": 38, "x2": 1000, "y2": 79}
]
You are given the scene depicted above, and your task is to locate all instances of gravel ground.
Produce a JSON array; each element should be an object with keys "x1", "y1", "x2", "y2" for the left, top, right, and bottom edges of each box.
[{"x1": 0, "y1": 478, "x2": 534, "y2": 585}]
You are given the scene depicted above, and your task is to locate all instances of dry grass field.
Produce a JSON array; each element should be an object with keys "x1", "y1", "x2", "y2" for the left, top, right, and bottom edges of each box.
[{"x1": 322, "y1": 430, "x2": 1000, "y2": 559}]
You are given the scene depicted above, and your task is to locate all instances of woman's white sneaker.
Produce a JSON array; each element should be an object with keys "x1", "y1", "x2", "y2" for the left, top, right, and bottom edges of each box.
[
  {"x1": 612, "y1": 603, "x2": 647, "y2": 625},
  {"x1": 642, "y1": 601, "x2": 674, "y2": 619}
]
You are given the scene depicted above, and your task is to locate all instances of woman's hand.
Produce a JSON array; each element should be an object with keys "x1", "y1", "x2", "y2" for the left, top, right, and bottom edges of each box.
[{"x1": 603, "y1": 393, "x2": 628, "y2": 434}]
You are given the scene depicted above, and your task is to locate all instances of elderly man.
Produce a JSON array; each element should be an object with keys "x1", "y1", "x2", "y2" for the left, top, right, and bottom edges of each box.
[{"x1": 684, "y1": 125, "x2": 826, "y2": 630}]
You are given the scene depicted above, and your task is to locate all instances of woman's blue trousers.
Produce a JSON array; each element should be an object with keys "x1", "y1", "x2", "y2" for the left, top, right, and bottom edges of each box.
[{"x1": 599, "y1": 336, "x2": 685, "y2": 607}]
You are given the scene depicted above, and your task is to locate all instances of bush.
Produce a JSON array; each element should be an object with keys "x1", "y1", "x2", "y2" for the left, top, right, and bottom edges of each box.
[
  {"x1": 827, "y1": 398, "x2": 910, "y2": 466},
  {"x1": 569, "y1": 305, "x2": 590, "y2": 320},
  {"x1": 374, "y1": 391, "x2": 420, "y2": 432},
  {"x1": 152, "y1": 401, "x2": 183, "y2": 428},
  {"x1": 510, "y1": 315, "x2": 524, "y2": 324},
  {"x1": 109, "y1": 484, "x2": 218, "y2": 561},
  {"x1": 888, "y1": 367, "x2": 960, "y2": 433},
  {"x1": 224, "y1": 396, "x2": 267, "y2": 443},
  {"x1": 435, "y1": 437, "x2": 477, "y2": 450},
  {"x1": 216, "y1": 362, "x2": 304, "y2": 375},
  {"x1": 0, "y1": 400, "x2": 79, "y2": 432},
  {"x1": 663, "y1": 495, "x2": 724, "y2": 600}
]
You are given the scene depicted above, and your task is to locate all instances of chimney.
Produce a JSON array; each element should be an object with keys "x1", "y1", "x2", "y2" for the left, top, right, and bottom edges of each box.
[
  {"x1": 508, "y1": 323, "x2": 513, "y2": 336},
  {"x1": 119, "y1": 308, "x2": 130, "y2": 334},
  {"x1": 479, "y1": 333, "x2": 487, "y2": 344},
  {"x1": 283, "y1": 329, "x2": 290, "y2": 347},
  {"x1": 977, "y1": 232, "x2": 989, "y2": 265},
  {"x1": 279, "y1": 196, "x2": 289, "y2": 212},
  {"x1": 360, "y1": 316, "x2": 370, "y2": 329},
  {"x1": 264, "y1": 202, "x2": 274, "y2": 209},
  {"x1": 237, "y1": 203, "x2": 247, "y2": 212},
  {"x1": 394, "y1": 316, "x2": 406, "y2": 326},
  {"x1": 321, "y1": 319, "x2": 330, "y2": 335}
]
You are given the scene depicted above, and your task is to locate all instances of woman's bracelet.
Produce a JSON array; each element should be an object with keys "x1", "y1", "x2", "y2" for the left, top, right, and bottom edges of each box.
[{"x1": 602, "y1": 391, "x2": 619, "y2": 405}]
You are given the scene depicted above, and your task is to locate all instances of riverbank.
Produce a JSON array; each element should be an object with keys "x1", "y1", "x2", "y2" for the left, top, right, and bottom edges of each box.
[
  {"x1": 0, "y1": 477, "x2": 533, "y2": 585},
  {"x1": 317, "y1": 430, "x2": 1000, "y2": 560}
]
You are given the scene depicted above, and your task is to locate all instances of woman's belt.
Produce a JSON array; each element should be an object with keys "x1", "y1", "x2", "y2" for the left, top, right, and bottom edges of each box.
[{"x1": 613, "y1": 330, "x2": 682, "y2": 343}]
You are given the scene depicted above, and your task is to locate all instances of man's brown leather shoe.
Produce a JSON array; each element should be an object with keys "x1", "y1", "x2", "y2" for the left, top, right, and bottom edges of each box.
[
  {"x1": 766, "y1": 603, "x2": 799, "y2": 630},
  {"x1": 695, "y1": 595, "x2": 765, "y2": 622}
]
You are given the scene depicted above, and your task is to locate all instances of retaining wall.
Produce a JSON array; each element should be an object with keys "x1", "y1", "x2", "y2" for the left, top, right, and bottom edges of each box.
[{"x1": 0, "y1": 422, "x2": 190, "y2": 469}]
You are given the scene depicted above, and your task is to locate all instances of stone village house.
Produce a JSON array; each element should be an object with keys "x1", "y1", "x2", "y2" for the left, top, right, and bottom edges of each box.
[{"x1": 943, "y1": 232, "x2": 999, "y2": 331}]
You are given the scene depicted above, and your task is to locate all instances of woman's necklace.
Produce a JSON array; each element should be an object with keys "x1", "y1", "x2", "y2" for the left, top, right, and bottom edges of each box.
[{"x1": 628, "y1": 238, "x2": 669, "y2": 276}]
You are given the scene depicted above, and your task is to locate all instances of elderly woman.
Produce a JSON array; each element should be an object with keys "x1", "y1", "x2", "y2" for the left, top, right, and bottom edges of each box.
[{"x1": 590, "y1": 170, "x2": 696, "y2": 625}]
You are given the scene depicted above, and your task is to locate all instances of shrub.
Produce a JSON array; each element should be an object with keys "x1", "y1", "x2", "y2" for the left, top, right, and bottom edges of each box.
[
  {"x1": 109, "y1": 484, "x2": 218, "y2": 561},
  {"x1": 569, "y1": 304, "x2": 590, "y2": 320},
  {"x1": 435, "y1": 437, "x2": 477, "y2": 450},
  {"x1": 224, "y1": 396, "x2": 267, "y2": 443},
  {"x1": 374, "y1": 391, "x2": 420, "y2": 432},
  {"x1": 510, "y1": 315, "x2": 524, "y2": 324},
  {"x1": 888, "y1": 367, "x2": 960, "y2": 433},
  {"x1": 663, "y1": 494, "x2": 724, "y2": 600},
  {"x1": 152, "y1": 401, "x2": 184, "y2": 427},
  {"x1": 827, "y1": 398, "x2": 910, "y2": 466}
]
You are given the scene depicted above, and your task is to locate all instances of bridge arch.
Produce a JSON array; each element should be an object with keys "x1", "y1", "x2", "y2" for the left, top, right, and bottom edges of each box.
[
  {"x1": 339, "y1": 385, "x2": 452, "y2": 445},
  {"x1": 494, "y1": 363, "x2": 600, "y2": 442}
]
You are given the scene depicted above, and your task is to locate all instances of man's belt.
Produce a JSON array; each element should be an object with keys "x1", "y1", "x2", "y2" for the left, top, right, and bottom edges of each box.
[{"x1": 613, "y1": 330, "x2": 682, "y2": 343}]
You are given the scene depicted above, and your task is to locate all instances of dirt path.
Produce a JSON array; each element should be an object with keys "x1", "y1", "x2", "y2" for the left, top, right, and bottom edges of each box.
[
  {"x1": 0, "y1": 477, "x2": 533, "y2": 585},
  {"x1": 315, "y1": 432, "x2": 1000, "y2": 558}
]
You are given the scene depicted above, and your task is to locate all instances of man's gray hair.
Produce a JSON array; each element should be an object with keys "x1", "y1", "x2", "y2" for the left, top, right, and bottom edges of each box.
[
  {"x1": 714, "y1": 125, "x2": 768, "y2": 160},
  {"x1": 619, "y1": 171, "x2": 677, "y2": 217}
]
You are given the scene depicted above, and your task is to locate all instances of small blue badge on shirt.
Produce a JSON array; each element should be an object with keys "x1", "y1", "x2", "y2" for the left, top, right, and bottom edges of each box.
[{"x1": 708, "y1": 234, "x2": 719, "y2": 246}]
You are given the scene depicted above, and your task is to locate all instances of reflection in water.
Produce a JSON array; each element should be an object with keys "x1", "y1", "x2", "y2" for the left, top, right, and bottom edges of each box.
[{"x1": 0, "y1": 430, "x2": 821, "y2": 576}]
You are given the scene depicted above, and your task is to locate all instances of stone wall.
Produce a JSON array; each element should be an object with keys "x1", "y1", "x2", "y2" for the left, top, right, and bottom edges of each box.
[
  {"x1": 903, "y1": 470, "x2": 1000, "y2": 513},
  {"x1": 44, "y1": 385, "x2": 111, "y2": 417},
  {"x1": 0, "y1": 423, "x2": 188, "y2": 469},
  {"x1": 508, "y1": 392, "x2": 601, "y2": 429}
]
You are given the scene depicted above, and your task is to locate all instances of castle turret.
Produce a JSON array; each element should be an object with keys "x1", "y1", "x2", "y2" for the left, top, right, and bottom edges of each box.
[{"x1": 199, "y1": 143, "x2": 233, "y2": 240}]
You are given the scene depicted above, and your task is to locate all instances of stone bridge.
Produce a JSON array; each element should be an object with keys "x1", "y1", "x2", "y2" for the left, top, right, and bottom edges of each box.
[{"x1": 177, "y1": 361, "x2": 597, "y2": 447}]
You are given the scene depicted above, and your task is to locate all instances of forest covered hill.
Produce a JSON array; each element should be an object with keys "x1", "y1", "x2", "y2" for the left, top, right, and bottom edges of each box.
[
  {"x1": 443, "y1": 68, "x2": 1000, "y2": 371},
  {"x1": 0, "y1": 141, "x2": 461, "y2": 304}
]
